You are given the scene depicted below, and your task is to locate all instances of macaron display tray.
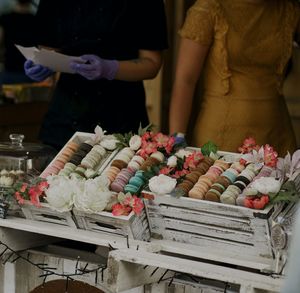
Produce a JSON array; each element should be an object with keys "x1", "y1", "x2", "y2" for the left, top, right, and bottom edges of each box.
[
  {"x1": 142, "y1": 191, "x2": 288, "y2": 273},
  {"x1": 42, "y1": 131, "x2": 119, "y2": 178},
  {"x1": 73, "y1": 208, "x2": 150, "y2": 241},
  {"x1": 21, "y1": 201, "x2": 77, "y2": 228}
]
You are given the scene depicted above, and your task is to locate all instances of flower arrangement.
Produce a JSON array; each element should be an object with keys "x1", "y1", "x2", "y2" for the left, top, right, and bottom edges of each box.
[
  {"x1": 112, "y1": 192, "x2": 144, "y2": 216},
  {"x1": 159, "y1": 149, "x2": 204, "y2": 179},
  {"x1": 239, "y1": 137, "x2": 278, "y2": 169},
  {"x1": 242, "y1": 176, "x2": 282, "y2": 209},
  {"x1": 272, "y1": 150, "x2": 300, "y2": 204},
  {"x1": 12, "y1": 177, "x2": 49, "y2": 207},
  {"x1": 137, "y1": 131, "x2": 176, "y2": 158}
]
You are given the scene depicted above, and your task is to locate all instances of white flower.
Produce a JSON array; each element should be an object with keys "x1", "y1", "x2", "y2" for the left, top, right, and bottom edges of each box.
[
  {"x1": 93, "y1": 125, "x2": 106, "y2": 143},
  {"x1": 100, "y1": 135, "x2": 118, "y2": 150},
  {"x1": 45, "y1": 176, "x2": 77, "y2": 212},
  {"x1": 74, "y1": 175, "x2": 113, "y2": 213},
  {"x1": 0, "y1": 176, "x2": 14, "y2": 186},
  {"x1": 148, "y1": 174, "x2": 177, "y2": 195},
  {"x1": 175, "y1": 149, "x2": 192, "y2": 159},
  {"x1": 167, "y1": 155, "x2": 177, "y2": 167},
  {"x1": 129, "y1": 135, "x2": 142, "y2": 151},
  {"x1": 241, "y1": 146, "x2": 265, "y2": 171},
  {"x1": 251, "y1": 177, "x2": 282, "y2": 195},
  {"x1": 0, "y1": 169, "x2": 8, "y2": 176},
  {"x1": 209, "y1": 151, "x2": 220, "y2": 161}
]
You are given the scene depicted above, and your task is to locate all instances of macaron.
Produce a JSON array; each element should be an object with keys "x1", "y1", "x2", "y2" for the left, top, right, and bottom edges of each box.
[
  {"x1": 111, "y1": 159, "x2": 128, "y2": 170},
  {"x1": 205, "y1": 189, "x2": 221, "y2": 202},
  {"x1": 128, "y1": 176, "x2": 144, "y2": 188},
  {"x1": 124, "y1": 184, "x2": 139, "y2": 194}
]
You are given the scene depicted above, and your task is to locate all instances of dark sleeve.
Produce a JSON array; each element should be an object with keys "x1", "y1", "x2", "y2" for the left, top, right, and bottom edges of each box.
[
  {"x1": 33, "y1": 0, "x2": 62, "y2": 48},
  {"x1": 135, "y1": 0, "x2": 168, "y2": 50}
]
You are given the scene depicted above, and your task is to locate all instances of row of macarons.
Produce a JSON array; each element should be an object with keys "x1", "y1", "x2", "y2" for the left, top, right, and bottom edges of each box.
[
  {"x1": 40, "y1": 140, "x2": 111, "y2": 179},
  {"x1": 106, "y1": 149, "x2": 165, "y2": 194}
]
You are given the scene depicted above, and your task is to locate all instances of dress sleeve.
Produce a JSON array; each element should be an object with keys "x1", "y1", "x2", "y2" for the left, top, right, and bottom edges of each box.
[{"x1": 179, "y1": 0, "x2": 215, "y2": 46}]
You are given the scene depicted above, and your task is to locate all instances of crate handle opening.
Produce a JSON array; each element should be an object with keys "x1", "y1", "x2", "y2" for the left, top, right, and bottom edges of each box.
[
  {"x1": 94, "y1": 221, "x2": 117, "y2": 230},
  {"x1": 40, "y1": 214, "x2": 65, "y2": 221}
]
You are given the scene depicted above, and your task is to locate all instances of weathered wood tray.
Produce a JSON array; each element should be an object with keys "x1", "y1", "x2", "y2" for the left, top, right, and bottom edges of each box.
[
  {"x1": 143, "y1": 191, "x2": 289, "y2": 273},
  {"x1": 21, "y1": 201, "x2": 77, "y2": 228},
  {"x1": 73, "y1": 208, "x2": 150, "y2": 241}
]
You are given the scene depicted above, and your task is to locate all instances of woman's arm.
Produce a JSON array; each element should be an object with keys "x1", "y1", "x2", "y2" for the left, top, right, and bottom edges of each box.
[
  {"x1": 169, "y1": 37, "x2": 210, "y2": 135},
  {"x1": 296, "y1": 20, "x2": 300, "y2": 46},
  {"x1": 115, "y1": 49, "x2": 163, "y2": 81}
]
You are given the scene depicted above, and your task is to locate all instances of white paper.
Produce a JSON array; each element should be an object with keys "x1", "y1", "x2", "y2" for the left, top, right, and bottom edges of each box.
[{"x1": 15, "y1": 44, "x2": 85, "y2": 73}]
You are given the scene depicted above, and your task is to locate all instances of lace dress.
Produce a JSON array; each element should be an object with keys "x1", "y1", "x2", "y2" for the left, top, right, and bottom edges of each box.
[{"x1": 180, "y1": 0, "x2": 300, "y2": 155}]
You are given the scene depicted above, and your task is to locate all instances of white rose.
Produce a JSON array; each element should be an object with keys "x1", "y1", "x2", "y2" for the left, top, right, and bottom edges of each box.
[
  {"x1": 100, "y1": 135, "x2": 118, "y2": 150},
  {"x1": 175, "y1": 149, "x2": 192, "y2": 159},
  {"x1": 129, "y1": 135, "x2": 142, "y2": 151},
  {"x1": 45, "y1": 176, "x2": 77, "y2": 212},
  {"x1": 149, "y1": 174, "x2": 177, "y2": 195},
  {"x1": 74, "y1": 175, "x2": 113, "y2": 213},
  {"x1": 251, "y1": 177, "x2": 282, "y2": 195},
  {"x1": 167, "y1": 155, "x2": 177, "y2": 168}
]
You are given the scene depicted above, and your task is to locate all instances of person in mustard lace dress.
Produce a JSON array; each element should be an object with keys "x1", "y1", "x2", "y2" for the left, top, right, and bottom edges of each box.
[{"x1": 169, "y1": 0, "x2": 300, "y2": 156}]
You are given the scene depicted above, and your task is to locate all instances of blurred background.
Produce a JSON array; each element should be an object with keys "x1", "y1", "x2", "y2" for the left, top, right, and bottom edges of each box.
[{"x1": 0, "y1": 0, "x2": 299, "y2": 148}]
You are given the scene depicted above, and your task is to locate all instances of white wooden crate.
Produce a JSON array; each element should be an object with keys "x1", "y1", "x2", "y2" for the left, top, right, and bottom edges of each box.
[
  {"x1": 143, "y1": 192, "x2": 288, "y2": 273},
  {"x1": 21, "y1": 201, "x2": 77, "y2": 228},
  {"x1": 43, "y1": 131, "x2": 119, "y2": 177},
  {"x1": 73, "y1": 208, "x2": 151, "y2": 241}
]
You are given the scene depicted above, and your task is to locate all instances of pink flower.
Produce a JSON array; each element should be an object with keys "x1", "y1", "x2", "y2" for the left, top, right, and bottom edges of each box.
[
  {"x1": 136, "y1": 149, "x2": 149, "y2": 159},
  {"x1": 20, "y1": 183, "x2": 28, "y2": 193},
  {"x1": 37, "y1": 180, "x2": 49, "y2": 193},
  {"x1": 173, "y1": 169, "x2": 189, "y2": 179},
  {"x1": 15, "y1": 191, "x2": 25, "y2": 205},
  {"x1": 141, "y1": 141, "x2": 157, "y2": 155},
  {"x1": 153, "y1": 133, "x2": 170, "y2": 148},
  {"x1": 30, "y1": 192, "x2": 41, "y2": 207},
  {"x1": 184, "y1": 152, "x2": 204, "y2": 170},
  {"x1": 123, "y1": 195, "x2": 134, "y2": 206},
  {"x1": 27, "y1": 186, "x2": 41, "y2": 207},
  {"x1": 141, "y1": 132, "x2": 152, "y2": 142},
  {"x1": 238, "y1": 137, "x2": 260, "y2": 154},
  {"x1": 131, "y1": 196, "x2": 144, "y2": 215},
  {"x1": 159, "y1": 167, "x2": 173, "y2": 175},
  {"x1": 264, "y1": 144, "x2": 278, "y2": 167},
  {"x1": 112, "y1": 203, "x2": 131, "y2": 216}
]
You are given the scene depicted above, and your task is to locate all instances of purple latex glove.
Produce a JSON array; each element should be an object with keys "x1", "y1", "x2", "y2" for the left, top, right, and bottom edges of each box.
[
  {"x1": 175, "y1": 135, "x2": 187, "y2": 145},
  {"x1": 174, "y1": 133, "x2": 187, "y2": 145},
  {"x1": 70, "y1": 54, "x2": 119, "y2": 80},
  {"x1": 24, "y1": 60, "x2": 53, "y2": 82}
]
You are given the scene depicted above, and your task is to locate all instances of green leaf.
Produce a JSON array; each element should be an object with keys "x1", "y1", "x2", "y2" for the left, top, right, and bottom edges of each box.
[
  {"x1": 201, "y1": 141, "x2": 218, "y2": 156},
  {"x1": 137, "y1": 123, "x2": 155, "y2": 136}
]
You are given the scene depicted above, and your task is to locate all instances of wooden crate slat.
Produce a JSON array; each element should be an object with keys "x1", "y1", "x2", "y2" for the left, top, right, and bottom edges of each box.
[
  {"x1": 73, "y1": 208, "x2": 151, "y2": 241},
  {"x1": 147, "y1": 205, "x2": 256, "y2": 232},
  {"x1": 21, "y1": 202, "x2": 77, "y2": 228},
  {"x1": 144, "y1": 193, "x2": 272, "y2": 218},
  {"x1": 143, "y1": 192, "x2": 283, "y2": 272}
]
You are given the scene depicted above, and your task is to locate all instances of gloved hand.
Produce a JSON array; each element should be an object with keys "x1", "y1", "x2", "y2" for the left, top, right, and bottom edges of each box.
[
  {"x1": 70, "y1": 54, "x2": 119, "y2": 80},
  {"x1": 174, "y1": 133, "x2": 187, "y2": 145},
  {"x1": 24, "y1": 60, "x2": 53, "y2": 82}
]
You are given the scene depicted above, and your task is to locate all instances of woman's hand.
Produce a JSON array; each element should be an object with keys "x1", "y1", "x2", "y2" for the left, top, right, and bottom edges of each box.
[
  {"x1": 24, "y1": 60, "x2": 53, "y2": 82},
  {"x1": 70, "y1": 55, "x2": 119, "y2": 80}
]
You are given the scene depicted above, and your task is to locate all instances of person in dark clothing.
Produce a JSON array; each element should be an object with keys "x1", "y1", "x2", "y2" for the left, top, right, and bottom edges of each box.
[
  {"x1": 0, "y1": 0, "x2": 36, "y2": 84},
  {"x1": 24, "y1": 0, "x2": 168, "y2": 150}
]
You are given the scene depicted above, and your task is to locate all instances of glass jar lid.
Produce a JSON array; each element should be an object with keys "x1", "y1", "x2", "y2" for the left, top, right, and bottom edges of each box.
[{"x1": 0, "y1": 134, "x2": 57, "y2": 158}]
